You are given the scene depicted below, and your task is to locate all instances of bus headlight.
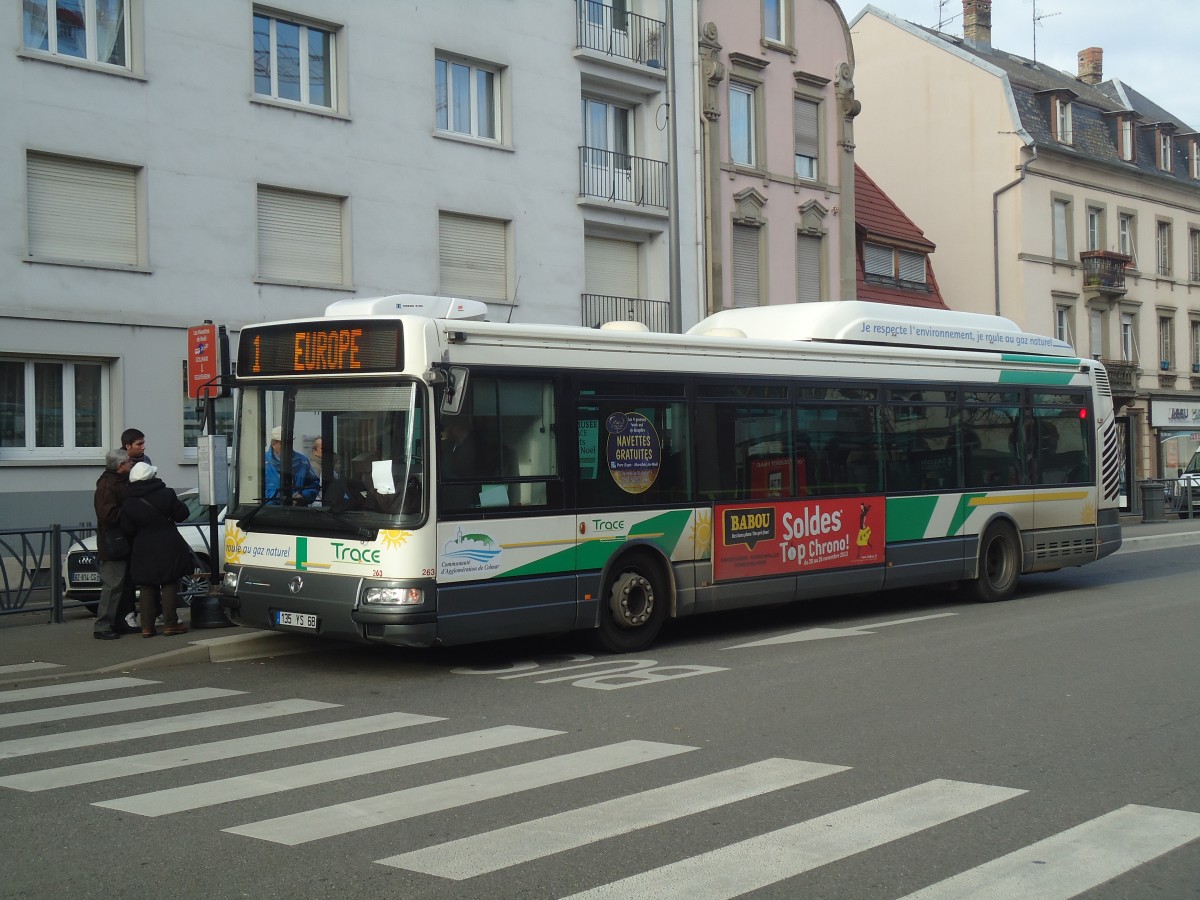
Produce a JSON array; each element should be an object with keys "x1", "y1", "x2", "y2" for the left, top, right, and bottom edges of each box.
[
  {"x1": 362, "y1": 586, "x2": 425, "y2": 606},
  {"x1": 222, "y1": 569, "x2": 240, "y2": 592}
]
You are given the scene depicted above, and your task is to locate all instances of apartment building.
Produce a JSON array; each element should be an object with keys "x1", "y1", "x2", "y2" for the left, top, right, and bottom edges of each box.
[
  {"x1": 1, "y1": 0, "x2": 701, "y2": 528},
  {"x1": 850, "y1": 0, "x2": 1200, "y2": 491}
]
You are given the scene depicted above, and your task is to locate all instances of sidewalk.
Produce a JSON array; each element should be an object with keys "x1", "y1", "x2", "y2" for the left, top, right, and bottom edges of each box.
[{"x1": 3, "y1": 516, "x2": 1199, "y2": 688}]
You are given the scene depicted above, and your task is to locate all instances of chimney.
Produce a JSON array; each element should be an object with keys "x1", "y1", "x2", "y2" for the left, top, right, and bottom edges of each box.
[
  {"x1": 1077, "y1": 47, "x2": 1103, "y2": 85},
  {"x1": 963, "y1": 0, "x2": 992, "y2": 51}
]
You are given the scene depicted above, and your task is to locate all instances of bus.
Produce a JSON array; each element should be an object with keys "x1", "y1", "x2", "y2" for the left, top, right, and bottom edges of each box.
[{"x1": 219, "y1": 295, "x2": 1122, "y2": 652}]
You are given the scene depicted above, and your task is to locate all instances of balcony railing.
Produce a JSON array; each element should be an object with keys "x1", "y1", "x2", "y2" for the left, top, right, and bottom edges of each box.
[
  {"x1": 1099, "y1": 359, "x2": 1139, "y2": 394},
  {"x1": 582, "y1": 294, "x2": 671, "y2": 332},
  {"x1": 577, "y1": 1, "x2": 666, "y2": 68},
  {"x1": 1080, "y1": 250, "x2": 1132, "y2": 295},
  {"x1": 579, "y1": 147, "x2": 668, "y2": 209}
]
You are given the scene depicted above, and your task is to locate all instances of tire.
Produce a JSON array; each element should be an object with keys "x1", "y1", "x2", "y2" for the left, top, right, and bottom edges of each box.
[
  {"x1": 967, "y1": 522, "x2": 1021, "y2": 603},
  {"x1": 590, "y1": 553, "x2": 669, "y2": 653},
  {"x1": 175, "y1": 554, "x2": 211, "y2": 608}
]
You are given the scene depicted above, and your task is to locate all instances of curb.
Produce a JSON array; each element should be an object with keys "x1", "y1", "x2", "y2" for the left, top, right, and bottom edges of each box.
[{"x1": 1113, "y1": 531, "x2": 1200, "y2": 554}]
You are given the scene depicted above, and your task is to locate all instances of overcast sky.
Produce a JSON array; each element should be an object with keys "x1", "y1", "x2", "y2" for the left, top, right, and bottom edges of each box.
[{"x1": 839, "y1": 1, "x2": 1199, "y2": 130}]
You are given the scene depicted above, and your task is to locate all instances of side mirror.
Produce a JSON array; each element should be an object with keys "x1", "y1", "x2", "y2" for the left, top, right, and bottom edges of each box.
[{"x1": 440, "y1": 366, "x2": 470, "y2": 415}]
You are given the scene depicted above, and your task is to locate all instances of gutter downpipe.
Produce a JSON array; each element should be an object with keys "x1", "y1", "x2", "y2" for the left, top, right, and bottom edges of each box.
[
  {"x1": 992, "y1": 143, "x2": 1037, "y2": 316},
  {"x1": 665, "y1": 0, "x2": 683, "y2": 333}
]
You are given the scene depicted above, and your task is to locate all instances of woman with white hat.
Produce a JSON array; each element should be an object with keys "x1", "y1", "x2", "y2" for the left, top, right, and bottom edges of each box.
[{"x1": 119, "y1": 462, "x2": 192, "y2": 637}]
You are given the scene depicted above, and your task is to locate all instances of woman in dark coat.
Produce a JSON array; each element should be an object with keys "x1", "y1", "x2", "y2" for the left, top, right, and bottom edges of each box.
[{"x1": 120, "y1": 462, "x2": 191, "y2": 637}]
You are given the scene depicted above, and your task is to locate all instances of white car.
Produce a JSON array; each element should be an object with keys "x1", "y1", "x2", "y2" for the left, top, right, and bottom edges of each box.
[
  {"x1": 1166, "y1": 449, "x2": 1200, "y2": 519},
  {"x1": 64, "y1": 490, "x2": 225, "y2": 614}
]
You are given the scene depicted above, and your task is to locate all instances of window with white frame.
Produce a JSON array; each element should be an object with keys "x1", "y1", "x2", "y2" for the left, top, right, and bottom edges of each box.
[
  {"x1": 793, "y1": 97, "x2": 819, "y2": 181},
  {"x1": 26, "y1": 152, "x2": 141, "y2": 268},
  {"x1": 1086, "y1": 206, "x2": 1103, "y2": 251},
  {"x1": 1191, "y1": 140, "x2": 1200, "y2": 180},
  {"x1": 1158, "y1": 315, "x2": 1174, "y2": 370},
  {"x1": 439, "y1": 212, "x2": 509, "y2": 301},
  {"x1": 1052, "y1": 198, "x2": 1071, "y2": 261},
  {"x1": 256, "y1": 186, "x2": 347, "y2": 286},
  {"x1": 22, "y1": 0, "x2": 130, "y2": 69},
  {"x1": 253, "y1": 11, "x2": 337, "y2": 110},
  {"x1": 181, "y1": 362, "x2": 233, "y2": 458},
  {"x1": 1157, "y1": 130, "x2": 1173, "y2": 171},
  {"x1": 796, "y1": 233, "x2": 821, "y2": 303},
  {"x1": 731, "y1": 223, "x2": 761, "y2": 307},
  {"x1": 581, "y1": 97, "x2": 633, "y2": 202},
  {"x1": 1190, "y1": 228, "x2": 1200, "y2": 282},
  {"x1": 1191, "y1": 320, "x2": 1200, "y2": 373},
  {"x1": 730, "y1": 83, "x2": 757, "y2": 168},
  {"x1": 1055, "y1": 305, "x2": 1073, "y2": 346},
  {"x1": 763, "y1": 0, "x2": 784, "y2": 43},
  {"x1": 1118, "y1": 118, "x2": 1135, "y2": 162},
  {"x1": 1156, "y1": 220, "x2": 1172, "y2": 277},
  {"x1": 0, "y1": 358, "x2": 106, "y2": 457},
  {"x1": 1055, "y1": 99, "x2": 1073, "y2": 144},
  {"x1": 1089, "y1": 310, "x2": 1104, "y2": 359},
  {"x1": 436, "y1": 55, "x2": 500, "y2": 141},
  {"x1": 864, "y1": 242, "x2": 926, "y2": 286},
  {"x1": 1120, "y1": 311, "x2": 1137, "y2": 363},
  {"x1": 1118, "y1": 213, "x2": 1137, "y2": 264}
]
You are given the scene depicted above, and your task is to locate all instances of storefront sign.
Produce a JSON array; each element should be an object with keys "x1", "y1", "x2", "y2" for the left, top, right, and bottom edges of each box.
[
  {"x1": 1150, "y1": 399, "x2": 1200, "y2": 429},
  {"x1": 714, "y1": 496, "x2": 885, "y2": 581}
]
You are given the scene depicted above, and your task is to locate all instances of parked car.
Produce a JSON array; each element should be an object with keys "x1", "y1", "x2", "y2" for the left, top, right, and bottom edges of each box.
[
  {"x1": 1166, "y1": 448, "x2": 1200, "y2": 519},
  {"x1": 64, "y1": 490, "x2": 225, "y2": 614}
]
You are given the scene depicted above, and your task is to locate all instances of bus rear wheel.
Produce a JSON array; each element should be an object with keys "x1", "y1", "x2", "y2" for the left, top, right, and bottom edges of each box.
[
  {"x1": 968, "y1": 522, "x2": 1020, "y2": 603},
  {"x1": 591, "y1": 555, "x2": 667, "y2": 653}
]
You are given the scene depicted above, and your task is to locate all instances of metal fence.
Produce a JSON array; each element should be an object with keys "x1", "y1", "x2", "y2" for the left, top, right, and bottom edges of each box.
[{"x1": 0, "y1": 524, "x2": 96, "y2": 623}]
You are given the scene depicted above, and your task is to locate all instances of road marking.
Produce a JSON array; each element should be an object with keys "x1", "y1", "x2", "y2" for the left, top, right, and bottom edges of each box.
[
  {"x1": 380, "y1": 757, "x2": 849, "y2": 880},
  {"x1": 227, "y1": 739, "x2": 697, "y2": 845},
  {"x1": 0, "y1": 676, "x2": 157, "y2": 704},
  {"x1": 98, "y1": 724, "x2": 563, "y2": 817},
  {"x1": 0, "y1": 687, "x2": 243, "y2": 729},
  {"x1": 0, "y1": 662, "x2": 64, "y2": 677},
  {"x1": 0, "y1": 699, "x2": 337, "y2": 760},
  {"x1": 0, "y1": 711, "x2": 441, "y2": 791},
  {"x1": 726, "y1": 613, "x2": 958, "y2": 649},
  {"x1": 561, "y1": 779, "x2": 1025, "y2": 900},
  {"x1": 899, "y1": 804, "x2": 1200, "y2": 899}
]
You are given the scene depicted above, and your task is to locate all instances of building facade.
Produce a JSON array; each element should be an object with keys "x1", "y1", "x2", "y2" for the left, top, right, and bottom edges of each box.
[
  {"x1": 696, "y1": 0, "x2": 859, "y2": 314},
  {"x1": 850, "y1": 0, "x2": 1200, "y2": 492},
  {"x1": 2, "y1": 0, "x2": 702, "y2": 528}
]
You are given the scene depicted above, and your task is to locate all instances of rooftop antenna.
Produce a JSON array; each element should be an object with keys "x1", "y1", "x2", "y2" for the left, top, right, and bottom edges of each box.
[
  {"x1": 1029, "y1": 0, "x2": 1060, "y2": 62},
  {"x1": 936, "y1": 0, "x2": 960, "y2": 32}
]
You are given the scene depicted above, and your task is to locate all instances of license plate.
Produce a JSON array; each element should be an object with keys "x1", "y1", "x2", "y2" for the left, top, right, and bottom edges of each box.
[
  {"x1": 71, "y1": 573, "x2": 101, "y2": 584},
  {"x1": 276, "y1": 610, "x2": 317, "y2": 630}
]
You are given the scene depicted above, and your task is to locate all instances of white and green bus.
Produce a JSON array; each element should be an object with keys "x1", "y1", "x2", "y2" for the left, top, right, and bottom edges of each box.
[{"x1": 219, "y1": 295, "x2": 1122, "y2": 652}]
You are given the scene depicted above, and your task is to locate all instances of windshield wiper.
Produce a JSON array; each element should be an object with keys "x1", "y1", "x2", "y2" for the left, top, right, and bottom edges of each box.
[{"x1": 235, "y1": 497, "x2": 274, "y2": 532}]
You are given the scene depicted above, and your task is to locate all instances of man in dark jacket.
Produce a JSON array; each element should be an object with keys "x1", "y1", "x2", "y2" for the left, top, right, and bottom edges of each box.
[{"x1": 93, "y1": 448, "x2": 133, "y2": 640}]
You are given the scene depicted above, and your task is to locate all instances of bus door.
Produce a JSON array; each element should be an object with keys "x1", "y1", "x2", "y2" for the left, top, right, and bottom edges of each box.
[{"x1": 434, "y1": 373, "x2": 576, "y2": 643}]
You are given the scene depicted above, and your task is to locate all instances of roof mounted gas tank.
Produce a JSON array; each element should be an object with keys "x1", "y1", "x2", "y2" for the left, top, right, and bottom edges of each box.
[{"x1": 323, "y1": 294, "x2": 489, "y2": 320}]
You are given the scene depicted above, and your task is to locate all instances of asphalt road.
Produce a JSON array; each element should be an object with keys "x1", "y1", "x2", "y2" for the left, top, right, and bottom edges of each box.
[{"x1": 2, "y1": 544, "x2": 1198, "y2": 899}]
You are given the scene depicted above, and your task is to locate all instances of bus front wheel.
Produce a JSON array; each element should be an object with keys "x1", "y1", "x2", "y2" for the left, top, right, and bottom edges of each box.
[
  {"x1": 968, "y1": 522, "x2": 1021, "y2": 603},
  {"x1": 592, "y1": 555, "x2": 667, "y2": 653}
]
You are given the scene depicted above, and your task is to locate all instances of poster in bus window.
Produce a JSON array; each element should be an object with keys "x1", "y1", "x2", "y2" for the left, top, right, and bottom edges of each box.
[
  {"x1": 714, "y1": 496, "x2": 885, "y2": 581},
  {"x1": 606, "y1": 412, "x2": 661, "y2": 494}
]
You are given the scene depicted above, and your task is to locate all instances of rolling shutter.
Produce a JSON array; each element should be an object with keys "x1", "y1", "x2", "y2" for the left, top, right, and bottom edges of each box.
[
  {"x1": 731, "y1": 224, "x2": 760, "y2": 308},
  {"x1": 439, "y1": 213, "x2": 508, "y2": 300},
  {"x1": 899, "y1": 250, "x2": 926, "y2": 283},
  {"x1": 584, "y1": 237, "x2": 639, "y2": 297},
  {"x1": 257, "y1": 186, "x2": 345, "y2": 285},
  {"x1": 864, "y1": 242, "x2": 892, "y2": 277},
  {"x1": 793, "y1": 98, "x2": 819, "y2": 162},
  {"x1": 27, "y1": 154, "x2": 139, "y2": 266},
  {"x1": 796, "y1": 233, "x2": 821, "y2": 303}
]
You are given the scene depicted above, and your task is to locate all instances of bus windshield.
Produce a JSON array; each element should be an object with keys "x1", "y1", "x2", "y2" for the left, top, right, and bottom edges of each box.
[{"x1": 233, "y1": 381, "x2": 425, "y2": 530}]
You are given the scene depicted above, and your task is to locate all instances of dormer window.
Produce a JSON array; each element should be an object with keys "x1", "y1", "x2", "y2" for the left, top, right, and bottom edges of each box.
[
  {"x1": 1158, "y1": 127, "x2": 1174, "y2": 171},
  {"x1": 1190, "y1": 138, "x2": 1200, "y2": 180},
  {"x1": 1055, "y1": 98, "x2": 1073, "y2": 145},
  {"x1": 864, "y1": 242, "x2": 927, "y2": 286},
  {"x1": 1118, "y1": 116, "x2": 1136, "y2": 162}
]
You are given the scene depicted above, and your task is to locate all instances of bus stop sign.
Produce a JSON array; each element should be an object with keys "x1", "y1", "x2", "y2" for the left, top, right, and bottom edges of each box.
[{"x1": 187, "y1": 323, "x2": 219, "y2": 399}]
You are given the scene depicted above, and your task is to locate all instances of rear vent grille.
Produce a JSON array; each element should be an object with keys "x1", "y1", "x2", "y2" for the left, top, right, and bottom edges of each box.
[
  {"x1": 1093, "y1": 365, "x2": 1112, "y2": 398},
  {"x1": 1101, "y1": 420, "x2": 1121, "y2": 500},
  {"x1": 1034, "y1": 537, "x2": 1097, "y2": 560}
]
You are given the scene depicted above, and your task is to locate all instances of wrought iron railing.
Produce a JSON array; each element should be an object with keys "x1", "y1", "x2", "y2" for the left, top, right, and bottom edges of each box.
[
  {"x1": 576, "y1": 1, "x2": 666, "y2": 68},
  {"x1": 1, "y1": 524, "x2": 95, "y2": 621},
  {"x1": 579, "y1": 147, "x2": 668, "y2": 209},
  {"x1": 582, "y1": 294, "x2": 671, "y2": 332},
  {"x1": 1080, "y1": 250, "x2": 1131, "y2": 294}
]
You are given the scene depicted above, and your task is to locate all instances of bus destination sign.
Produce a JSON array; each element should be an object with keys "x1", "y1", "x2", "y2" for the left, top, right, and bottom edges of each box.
[{"x1": 238, "y1": 320, "x2": 402, "y2": 377}]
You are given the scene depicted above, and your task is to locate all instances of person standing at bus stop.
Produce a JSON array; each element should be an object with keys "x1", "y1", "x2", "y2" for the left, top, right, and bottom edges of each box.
[
  {"x1": 92, "y1": 448, "x2": 134, "y2": 640},
  {"x1": 122, "y1": 427, "x2": 151, "y2": 466},
  {"x1": 120, "y1": 462, "x2": 191, "y2": 637}
]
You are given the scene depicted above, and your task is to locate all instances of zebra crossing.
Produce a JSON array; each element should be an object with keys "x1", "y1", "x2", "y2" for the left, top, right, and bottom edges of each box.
[{"x1": 2, "y1": 676, "x2": 1198, "y2": 898}]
